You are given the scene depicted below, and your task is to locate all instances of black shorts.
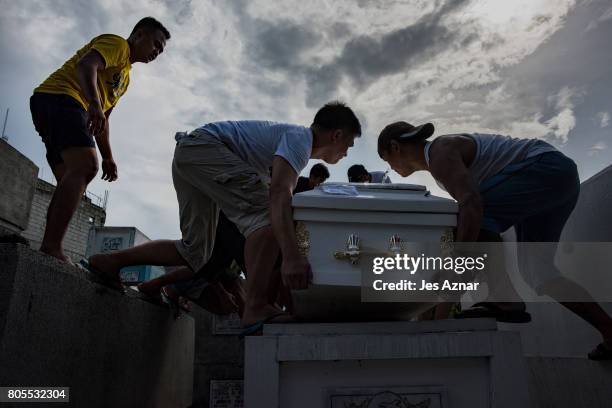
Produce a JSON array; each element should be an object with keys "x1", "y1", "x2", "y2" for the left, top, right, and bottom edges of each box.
[{"x1": 29, "y1": 92, "x2": 95, "y2": 168}]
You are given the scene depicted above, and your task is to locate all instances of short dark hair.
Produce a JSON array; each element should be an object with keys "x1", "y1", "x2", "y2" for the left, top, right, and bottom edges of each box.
[
  {"x1": 132, "y1": 17, "x2": 171, "y2": 40},
  {"x1": 310, "y1": 163, "x2": 330, "y2": 180},
  {"x1": 312, "y1": 101, "x2": 361, "y2": 137},
  {"x1": 347, "y1": 164, "x2": 368, "y2": 182}
]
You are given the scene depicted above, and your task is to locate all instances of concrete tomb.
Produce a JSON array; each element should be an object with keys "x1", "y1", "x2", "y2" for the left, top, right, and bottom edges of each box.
[{"x1": 245, "y1": 319, "x2": 530, "y2": 408}]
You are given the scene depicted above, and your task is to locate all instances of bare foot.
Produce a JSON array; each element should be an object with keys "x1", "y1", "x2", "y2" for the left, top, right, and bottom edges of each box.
[
  {"x1": 588, "y1": 340, "x2": 612, "y2": 360},
  {"x1": 39, "y1": 246, "x2": 73, "y2": 265},
  {"x1": 196, "y1": 282, "x2": 240, "y2": 315},
  {"x1": 277, "y1": 282, "x2": 294, "y2": 315},
  {"x1": 179, "y1": 296, "x2": 192, "y2": 312},
  {"x1": 89, "y1": 253, "x2": 121, "y2": 281},
  {"x1": 163, "y1": 286, "x2": 192, "y2": 313},
  {"x1": 224, "y1": 278, "x2": 247, "y2": 317},
  {"x1": 242, "y1": 303, "x2": 295, "y2": 327},
  {"x1": 137, "y1": 280, "x2": 163, "y2": 301}
]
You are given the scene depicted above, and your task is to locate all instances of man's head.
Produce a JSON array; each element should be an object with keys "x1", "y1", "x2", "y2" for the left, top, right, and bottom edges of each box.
[
  {"x1": 309, "y1": 163, "x2": 330, "y2": 187},
  {"x1": 311, "y1": 101, "x2": 361, "y2": 164},
  {"x1": 128, "y1": 17, "x2": 170, "y2": 64},
  {"x1": 347, "y1": 164, "x2": 371, "y2": 183},
  {"x1": 377, "y1": 121, "x2": 434, "y2": 177}
]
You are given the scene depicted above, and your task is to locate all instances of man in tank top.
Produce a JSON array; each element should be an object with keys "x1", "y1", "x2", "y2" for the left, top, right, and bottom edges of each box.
[{"x1": 376, "y1": 121, "x2": 612, "y2": 360}]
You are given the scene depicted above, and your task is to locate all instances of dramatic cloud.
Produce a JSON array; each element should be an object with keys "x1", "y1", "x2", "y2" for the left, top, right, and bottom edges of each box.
[
  {"x1": 301, "y1": 0, "x2": 473, "y2": 107},
  {"x1": 545, "y1": 87, "x2": 579, "y2": 145},
  {"x1": 585, "y1": 3, "x2": 612, "y2": 32},
  {"x1": 588, "y1": 141, "x2": 608, "y2": 156},
  {"x1": 1, "y1": 0, "x2": 611, "y2": 239},
  {"x1": 596, "y1": 111, "x2": 610, "y2": 128}
]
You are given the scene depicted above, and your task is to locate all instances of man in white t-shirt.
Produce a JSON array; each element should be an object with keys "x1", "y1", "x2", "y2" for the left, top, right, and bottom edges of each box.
[{"x1": 86, "y1": 102, "x2": 362, "y2": 331}]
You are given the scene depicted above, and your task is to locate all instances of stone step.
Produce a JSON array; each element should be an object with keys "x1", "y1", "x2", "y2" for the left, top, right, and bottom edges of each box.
[{"x1": 264, "y1": 318, "x2": 497, "y2": 336}]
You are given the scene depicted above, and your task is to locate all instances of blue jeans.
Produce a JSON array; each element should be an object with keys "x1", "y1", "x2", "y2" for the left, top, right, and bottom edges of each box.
[{"x1": 479, "y1": 151, "x2": 580, "y2": 290}]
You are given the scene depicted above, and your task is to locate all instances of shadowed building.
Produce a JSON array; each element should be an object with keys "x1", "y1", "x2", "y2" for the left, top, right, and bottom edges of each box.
[
  {"x1": 21, "y1": 179, "x2": 107, "y2": 261},
  {"x1": 0, "y1": 138, "x2": 38, "y2": 236}
]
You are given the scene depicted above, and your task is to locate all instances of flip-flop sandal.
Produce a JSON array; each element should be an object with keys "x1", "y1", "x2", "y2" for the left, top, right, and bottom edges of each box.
[
  {"x1": 239, "y1": 312, "x2": 289, "y2": 338},
  {"x1": 161, "y1": 287, "x2": 191, "y2": 319},
  {"x1": 588, "y1": 343, "x2": 612, "y2": 361},
  {"x1": 455, "y1": 301, "x2": 532, "y2": 323},
  {"x1": 79, "y1": 259, "x2": 125, "y2": 293}
]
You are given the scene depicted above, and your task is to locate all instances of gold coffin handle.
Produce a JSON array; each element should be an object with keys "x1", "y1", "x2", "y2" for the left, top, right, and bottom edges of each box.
[{"x1": 333, "y1": 234, "x2": 361, "y2": 264}]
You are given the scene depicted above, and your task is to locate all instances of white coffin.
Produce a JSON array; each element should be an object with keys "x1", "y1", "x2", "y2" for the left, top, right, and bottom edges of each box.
[{"x1": 291, "y1": 182, "x2": 458, "y2": 321}]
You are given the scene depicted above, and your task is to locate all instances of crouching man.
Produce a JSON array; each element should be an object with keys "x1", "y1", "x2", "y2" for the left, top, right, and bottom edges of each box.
[
  {"x1": 86, "y1": 102, "x2": 361, "y2": 330},
  {"x1": 377, "y1": 121, "x2": 612, "y2": 360}
]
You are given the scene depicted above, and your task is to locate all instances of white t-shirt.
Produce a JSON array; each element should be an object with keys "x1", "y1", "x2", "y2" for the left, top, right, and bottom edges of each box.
[
  {"x1": 176, "y1": 120, "x2": 313, "y2": 180},
  {"x1": 370, "y1": 171, "x2": 392, "y2": 184}
]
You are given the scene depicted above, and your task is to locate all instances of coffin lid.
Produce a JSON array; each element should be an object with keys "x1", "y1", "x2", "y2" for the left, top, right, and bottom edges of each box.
[{"x1": 292, "y1": 182, "x2": 458, "y2": 214}]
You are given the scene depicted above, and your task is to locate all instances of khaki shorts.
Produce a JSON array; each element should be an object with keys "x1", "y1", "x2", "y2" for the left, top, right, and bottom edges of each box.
[{"x1": 172, "y1": 135, "x2": 270, "y2": 273}]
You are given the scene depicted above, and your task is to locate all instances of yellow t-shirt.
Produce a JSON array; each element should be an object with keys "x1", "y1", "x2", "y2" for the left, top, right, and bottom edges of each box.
[{"x1": 34, "y1": 34, "x2": 131, "y2": 113}]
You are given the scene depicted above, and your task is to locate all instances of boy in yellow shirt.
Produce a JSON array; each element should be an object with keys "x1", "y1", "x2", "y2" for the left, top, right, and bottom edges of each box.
[{"x1": 30, "y1": 17, "x2": 170, "y2": 263}]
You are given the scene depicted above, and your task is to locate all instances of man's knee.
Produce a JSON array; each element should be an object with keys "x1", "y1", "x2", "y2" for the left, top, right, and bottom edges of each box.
[
  {"x1": 83, "y1": 162, "x2": 99, "y2": 182},
  {"x1": 51, "y1": 163, "x2": 67, "y2": 182},
  {"x1": 69, "y1": 162, "x2": 98, "y2": 183},
  {"x1": 61, "y1": 148, "x2": 99, "y2": 182}
]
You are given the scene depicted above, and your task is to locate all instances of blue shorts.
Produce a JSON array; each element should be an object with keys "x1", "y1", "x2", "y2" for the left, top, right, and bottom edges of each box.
[{"x1": 478, "y1": 151, "x2": 580, "y2": 289}]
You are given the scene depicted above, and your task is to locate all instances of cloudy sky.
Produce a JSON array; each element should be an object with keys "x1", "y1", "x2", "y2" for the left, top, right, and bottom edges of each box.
[{"x1": 1, "y1": 0, "x2": 611, "y2": 240}]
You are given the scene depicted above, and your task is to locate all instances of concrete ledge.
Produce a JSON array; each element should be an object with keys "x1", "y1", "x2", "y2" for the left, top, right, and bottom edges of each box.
[
  {"x1": 273, "y1": 330, "x2": 519, "y2": 361},
  {"x1": 264, "y1": 318, "x2": 497, "y2": 336},
  {"x1": 0, "y1": 243, "x2": 194, "y2": 408}
]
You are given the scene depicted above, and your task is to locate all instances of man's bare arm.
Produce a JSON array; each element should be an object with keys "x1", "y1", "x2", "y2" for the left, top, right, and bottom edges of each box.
[
  {"x1": 76, "y1": 49, "x2": 106, "y2": 137},
  {"x1": 429, "y1": 139, "x2": 482, "y2": 242},
  {"x1": 270, "y1": 156, "x2": 312, "y2": 289},
  {"x1": 98, "y1": 108, "x2": 117, "y2": 181},
  {"x1": 96, "y1": 107, "x2": 113, "y2": 159}
]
